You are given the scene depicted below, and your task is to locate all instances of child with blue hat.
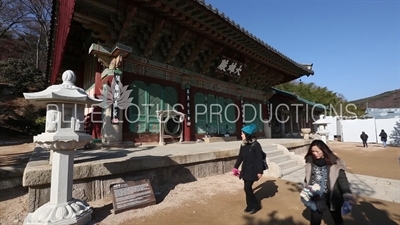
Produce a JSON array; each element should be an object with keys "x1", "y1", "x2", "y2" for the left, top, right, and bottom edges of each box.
[{"x1": 232, "y1": 124, "x2": 264, "y2": 214}]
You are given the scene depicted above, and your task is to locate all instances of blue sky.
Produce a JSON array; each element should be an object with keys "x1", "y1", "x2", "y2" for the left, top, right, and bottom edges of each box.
[{"x1": 206, "y1": 0, "x2": 399, "y2": 101}]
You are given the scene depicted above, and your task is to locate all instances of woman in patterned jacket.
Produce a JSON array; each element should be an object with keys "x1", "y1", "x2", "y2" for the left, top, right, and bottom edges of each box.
[{"x1": 302, "y1": 140, "x2": 356, "y2": 225}]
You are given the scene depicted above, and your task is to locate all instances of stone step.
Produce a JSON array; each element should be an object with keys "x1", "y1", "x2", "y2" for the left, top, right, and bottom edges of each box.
[
  {"x1": 261, "y1": 145, "x2": 277, "y2": 151},
  {"x1": 281, "y1": 165, "x2": 305, "y2": 177},
  {"x1": 277, "y1": 159, "x2": 298, "y2": 171},
  {"x1": 268, "y1": 154, "x2": 291, "y2": 164},
  {"x1": 264, "y1": 150, "x2": 284, "y2": 158}
]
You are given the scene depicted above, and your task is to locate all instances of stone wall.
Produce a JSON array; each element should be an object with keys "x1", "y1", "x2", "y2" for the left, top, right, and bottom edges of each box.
[
  {"x1": 23, "y1": 148, "x2": 237, "y2": 212},
  {"x1": 23, "y1": 140, "x2": 310, "y2": 212}
]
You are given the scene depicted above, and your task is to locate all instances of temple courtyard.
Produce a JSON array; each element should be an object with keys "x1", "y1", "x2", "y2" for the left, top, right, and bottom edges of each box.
[{"x1": 0, "y1": 141, "x2": 399, "y2": 225}]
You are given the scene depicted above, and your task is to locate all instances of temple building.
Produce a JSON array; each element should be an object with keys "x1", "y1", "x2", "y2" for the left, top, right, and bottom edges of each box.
[
  {"x1": 47, "y1": 0, "x2": 314, "y2": 144},
  {"x1": 268, "y1": 88, "x2": 325, "y2": 138}
]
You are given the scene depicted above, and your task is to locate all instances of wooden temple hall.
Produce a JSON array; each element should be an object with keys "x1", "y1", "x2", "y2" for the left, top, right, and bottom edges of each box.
[{"x1": 48, "y1": 0, "x2": 314, "y2": 145}]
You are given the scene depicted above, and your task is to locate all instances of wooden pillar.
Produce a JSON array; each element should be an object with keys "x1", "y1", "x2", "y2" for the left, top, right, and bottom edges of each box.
[
  {"x1": 181, "y1": 75, "x2": 194, "y2": 142},
  {"x1": 50, "y1": 0, "x2": 77, "y2": 84},
  {"x1": 236, "y1": 97, "x2": 243, "y2": 139},
  {"x1": 262, "y1": 101, "x2": 269, "y2": 121},
  {"x1": 180, "y1": 86, "x2": 192, "y2": 142},
  {"x1": 91, "y1": 72, "x2": 102, "y2": 139}
]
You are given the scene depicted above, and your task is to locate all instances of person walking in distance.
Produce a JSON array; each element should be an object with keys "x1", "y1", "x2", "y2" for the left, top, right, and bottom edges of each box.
[
  {"x1": 379, "y1": 129, "x2": 388, "y2": 148},
  {"x1": 232, "y1": 124, "x2": 263, "y2": 214},
  {"x1": 301, "y1": 140, "x2": 356, "y2": 225},
  {"x1": 360, "y1": 131, "x2": 368, "y2": 148}
]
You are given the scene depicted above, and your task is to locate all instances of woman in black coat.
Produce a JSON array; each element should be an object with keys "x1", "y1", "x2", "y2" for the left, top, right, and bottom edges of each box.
[
  {"x1": 302, "y1": 140, "x2": 356, "y2": 225},
  {"x1": 233, "y1": 124, "x2": 264, "y2": 214}
]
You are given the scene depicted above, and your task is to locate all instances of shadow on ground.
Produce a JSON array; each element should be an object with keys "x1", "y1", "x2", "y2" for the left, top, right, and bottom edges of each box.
[
  {"x1": 243, "y1": 181, "x2": 400, "y2": 225},
  {"x1": 301, "y1": 197, "x2": 400, "y2": 225},
  {"x1": 244, "y1": 211, "x2": 306, "y2": 225},
  {"x1": 0, "y1": 186, "x2": 28, "y2": 202},
  {"x1": 90, "y1": 154, "x2": 198, "y2": 224},
  {"x1": 0, "y1": 151, "x2": 33, "y2": 166},
  {"x1": 254, "y1": 179, "x2": 278, "y2": 202}
]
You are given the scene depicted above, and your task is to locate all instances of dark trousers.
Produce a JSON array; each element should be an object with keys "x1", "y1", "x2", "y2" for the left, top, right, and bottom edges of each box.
[
  {"x1": 362, "y1": 140, "x2": 368, "y2": 147},
  {"x1": 244, "y1": 180, "x2": 259, "y2": 210},
  {"x1": 310, "y1": 209, "x2": 343, "y2": 225}
]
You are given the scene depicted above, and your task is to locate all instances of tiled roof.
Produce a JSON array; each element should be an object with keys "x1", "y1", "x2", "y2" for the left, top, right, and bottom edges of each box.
[
  {"x1": 271, "y1": 87, "x2": 325, "y2": 109},
  {"x1": 194, "y1": 0, "x2": 314, "y2": 75}
]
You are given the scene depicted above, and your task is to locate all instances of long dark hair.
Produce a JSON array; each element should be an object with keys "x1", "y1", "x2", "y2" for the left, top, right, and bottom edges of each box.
[{"x1": 304, "y1": 140, "x2": 337, "y2": 165}]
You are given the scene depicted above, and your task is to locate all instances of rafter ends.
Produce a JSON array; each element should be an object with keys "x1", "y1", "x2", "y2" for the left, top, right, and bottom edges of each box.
[
  {"x1": 143, "y1": 19, "x2": 165, "y2": 57},
  {"x1": 117, "y1": 7, "x2": 137, "y2": 42},
  {"x1": 186, "y1": 18, "x2": 193, "y2": 24},
  {"x1": 172, "y1": 10, "x2": 179, "y2": 16},
  {"x1": 165, "y1": 31, "x2": 188, "y2": 64},
  {"x1": 163, "y1": 5, "x2": 171, "y2": 12},
  {"x1": 183, "y1": 39, "x2": 207, "y2": 69},
  {"x1": 142, "y1": 0, "x2": 160, "y2": 7},
  {"x1": 200, "y1": 46, "x2": 223, "y2": 74}
]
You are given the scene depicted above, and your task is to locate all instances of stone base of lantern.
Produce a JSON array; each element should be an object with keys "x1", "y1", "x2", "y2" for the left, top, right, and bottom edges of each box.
[
  {"x1": 301, "y1": 128, "x2": 311, "y2": 140},
  {"x1": 23, "y1": 199, "x2": 92, "y2": 225},
  {"x1": 318, "y1": 134, "x2": 328, "y2": 143}
]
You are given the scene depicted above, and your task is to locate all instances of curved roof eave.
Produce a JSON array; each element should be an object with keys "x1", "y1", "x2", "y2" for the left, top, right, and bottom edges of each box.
[
  {"x1": 193, "y1": 0, "x2": 314, "y2": 75},
  {"x1": 271, "y1": 87, "x2": 325, "y2": 109}
]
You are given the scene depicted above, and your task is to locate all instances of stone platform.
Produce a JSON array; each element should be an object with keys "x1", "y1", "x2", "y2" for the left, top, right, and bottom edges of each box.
[{"x1": 23, "y1": 138, "x2": 311, "y2": 212}]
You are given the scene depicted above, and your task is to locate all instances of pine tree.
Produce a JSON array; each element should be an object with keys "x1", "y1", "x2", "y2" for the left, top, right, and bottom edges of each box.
[{"x1": 389, "y1": 121, "x2": 400, "y2": 146}]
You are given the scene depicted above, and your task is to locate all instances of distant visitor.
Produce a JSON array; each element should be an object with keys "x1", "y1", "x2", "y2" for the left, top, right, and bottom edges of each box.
[
  {"x1": 360, "y1": 131, "x2": 368, "y2": 148},
  {"x1": 379, "y1": 129, "x2": 388, "y2": 148}
]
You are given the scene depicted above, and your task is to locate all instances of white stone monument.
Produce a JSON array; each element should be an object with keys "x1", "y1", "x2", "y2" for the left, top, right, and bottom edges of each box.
[
  {"x1": 23, "y1": 70, "x2": 102, "y2": 225},
  {"x1": 313, "y1": 115, "x2": 330, "y2": 143}
]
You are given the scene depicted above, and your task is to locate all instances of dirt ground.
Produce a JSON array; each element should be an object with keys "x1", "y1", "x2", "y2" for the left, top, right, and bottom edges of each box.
[
  {"x1": 327, "y1": 142, "x2": 400, "y2": 180},
  {"x1": 0, "y1": 141, "x2": 399, "y2": 225},
  {"x1": 0, "y1": 142, "x2": 34, "y2": 166}
]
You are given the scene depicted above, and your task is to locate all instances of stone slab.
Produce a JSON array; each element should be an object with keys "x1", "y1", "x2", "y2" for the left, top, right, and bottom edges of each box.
[
  {"x1": 203, "y1": 136, "x2": 238, "y2": 143},
  {"x1": 22, "y1": 138, "x2": 311, "y2": 212},
  {"x1": 23, "y1": 139, "x2": 311, "y2": 187}
]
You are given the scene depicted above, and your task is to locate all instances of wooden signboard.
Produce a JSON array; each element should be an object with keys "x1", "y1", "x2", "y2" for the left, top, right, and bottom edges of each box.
[{"x1": 110, "y1": 179, "x2": 156, "y2": 214}]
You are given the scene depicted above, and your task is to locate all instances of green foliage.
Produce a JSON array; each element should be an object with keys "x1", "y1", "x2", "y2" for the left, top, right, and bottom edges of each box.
[
  {"x1": 3, "y1": 104, "x2": 46, "y2": 135},
  {"x1": 0, "y1": 58, "x2": 48, "y2": 93},
  {"x1": 275, "y1": 81, "x2": 364, "y2": 117},
  {"x1": 389, "y1": 121, "x2": 400, "y2": 146}
]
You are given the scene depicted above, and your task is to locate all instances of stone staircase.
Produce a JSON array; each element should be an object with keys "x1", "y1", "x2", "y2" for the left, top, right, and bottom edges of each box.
[{"x1": 261, "y1": 144, "x2": 305, "y2": 178}]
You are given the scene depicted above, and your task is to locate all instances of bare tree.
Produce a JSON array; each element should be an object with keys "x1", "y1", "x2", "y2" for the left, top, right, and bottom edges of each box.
[
  {"x1": 20, "y1": 0, "x2": 52, "y2": 48},
  {"x1": 0, "y1": 0, "x2": 30, "y2": 37},
  {"x1": 0, "y1": 0, "x2": 52, "y2": 71},
  {"x1": 19, "y1": 0, "x2": 52, "y2": 71}
]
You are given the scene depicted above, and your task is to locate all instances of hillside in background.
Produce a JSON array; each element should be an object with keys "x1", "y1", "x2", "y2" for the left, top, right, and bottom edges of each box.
[
  {"x1": 0, "y1": 84, "x2": 46, "y2": 141},
  {"x1": 350, "y1": 89, "x2": 400, "y2": 110}
]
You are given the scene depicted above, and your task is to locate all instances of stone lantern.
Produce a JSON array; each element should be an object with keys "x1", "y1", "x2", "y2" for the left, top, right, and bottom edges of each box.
[
  {"x1": 23, "y1": 70, "x2": 102, "y2": 225},
  {"x1": 313, "y1": 114, "x2": 330, "y2": 143}
]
